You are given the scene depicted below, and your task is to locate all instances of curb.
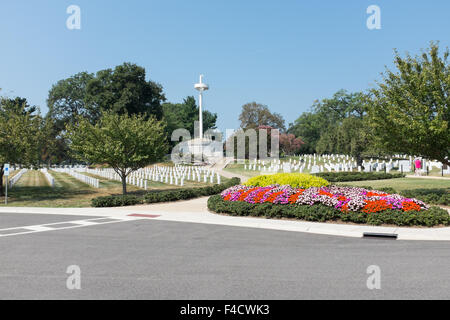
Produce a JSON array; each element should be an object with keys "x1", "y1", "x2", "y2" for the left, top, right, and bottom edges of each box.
[{"x1": 1, "y1": 204, "x2": 450, "y2": 241}]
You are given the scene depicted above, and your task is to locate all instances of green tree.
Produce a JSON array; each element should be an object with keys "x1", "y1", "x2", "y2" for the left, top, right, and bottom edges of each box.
[
  {"x1": 1, "y1": 97, "x2": 37, "y2": 116},
  {"x1": 47, "y1": 71, "x2": 95, "y2": 129},
  {"x1": 66, "y1": 111, "x2": 168, "y2": 194},
  {"x1": 0, "y1": 97, "x2": 42, "y2": 195},
  {"x1": 336, "y1": 117, "x2": 370, "y2": 166},
  {"x1": 39, "y1": 116, "x2": 69, "y2": 166},
  {"x1": 239, "y1": 102, "x2": 286, "y2": 131},
  {"x1": 368, "y1": 43, "x2": 450, "y2": 165},
  {"x1": 47, "y1": 64, "x2": 166, "y2": 164},
  {"x1": 288, "y1": 112, "x2": 322, "y2": 154},
  {"x1": 288, "y1": 90, "x2": 369, "y2": 155},
  {"x1": 162, "y1": 96, "x2": 217, "y2": 147},
  {"x1": 86, "y1": 63, "x2": 165, "y2": 120}
]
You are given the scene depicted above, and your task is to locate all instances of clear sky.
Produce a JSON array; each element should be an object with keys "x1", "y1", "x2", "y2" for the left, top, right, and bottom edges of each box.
[{"x1": 0, "y1": 0, "x2": 449, "y2": 132}]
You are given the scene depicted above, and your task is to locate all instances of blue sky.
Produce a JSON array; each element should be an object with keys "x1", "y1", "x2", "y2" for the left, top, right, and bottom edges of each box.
[{"x1": 0, "y1": 0, "x2": 449, "y2": 132}]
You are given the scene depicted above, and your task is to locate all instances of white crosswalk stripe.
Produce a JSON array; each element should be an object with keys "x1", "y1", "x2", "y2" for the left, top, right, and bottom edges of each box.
[{"x1": 0, "y1": 217, "x2": 144, "y2": 237}]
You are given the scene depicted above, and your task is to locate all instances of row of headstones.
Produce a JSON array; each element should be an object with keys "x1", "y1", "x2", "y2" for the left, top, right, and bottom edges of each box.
[
  {"x1": 40, "y1": 168, "x2": 55, "y2": 187},
  {"x1": 8, "y1": 169, "x2": 28, "y2": 188},
  {"x1": 78, "y1": 166, "x2": 221, "y2": 188},
  {"x1": 54, "y1": 168, "x2": 99, "y2": 188},
  {"x1": 133, "y1": 165, "x2": 221, "y2": 184},
  {"x1": 244, "y1": 155, "x2": 358, "y2": 172},
  {"x1": 137, "y1": 165, "x2": 221, "y2": 185},
  {"x1": 244, "y1": 154, "x2": 449, "y2": 174},
  {"x1": 156, "y1": 165, "x2": 219, "y2": 182},
  {"x1": 77, "y1": 168, "x2": 153, "y2": 189}
]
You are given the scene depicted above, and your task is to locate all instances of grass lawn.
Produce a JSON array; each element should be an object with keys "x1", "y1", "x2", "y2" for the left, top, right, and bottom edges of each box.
[
  {"x1": 223, "y1": 163, "x2": 263, "y2": 178},
  {"x1": 338, "y1": 178, "x2": 450, "y2": 192},
  {"x1": 14, "y1": 170, "x2": 49, "y2": 187},
  {"x1": 0, "y1": 169, "x2": 229, "y2": 208}
]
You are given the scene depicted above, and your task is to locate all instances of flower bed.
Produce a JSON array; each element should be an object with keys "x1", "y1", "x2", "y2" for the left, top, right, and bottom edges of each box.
[
  {"x1": 222, "y1": 185, "x2": 428, "y2": 212},
  {"x1": 207, "y1": 184, "x2": 450, "y2": 226}
]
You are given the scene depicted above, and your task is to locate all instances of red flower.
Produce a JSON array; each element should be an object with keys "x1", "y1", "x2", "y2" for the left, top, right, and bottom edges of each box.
[
  {"x1": 362, "y1": 200, "x2": 392, "y2": 213},
  {"x1": 264, "y1": 191, "x2": 284, "y2": 203},
  {"x1": 319, "y1": 190, "x2": 333, "y2": 197},
  {"x1": 366, "y1": 192, "x2": 389, "y2": 197},
  {"x1": 402, "y1": 201, "x2": 421, "y2": 212},
  {"x1": 288, "y1": 190, "x2": 305, "y2": 204},
  {"x1": 238, "y1": 188, "x2": 259, "y2": 201}
]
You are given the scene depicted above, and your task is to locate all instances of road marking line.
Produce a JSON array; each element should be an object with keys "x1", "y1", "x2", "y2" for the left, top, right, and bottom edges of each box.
[
  {"x1": 23, "y1": 226, "x2": 55, "y2": 232},
  {"x1": 0, "y1": 216, "x2": 144, "y2": 238}
]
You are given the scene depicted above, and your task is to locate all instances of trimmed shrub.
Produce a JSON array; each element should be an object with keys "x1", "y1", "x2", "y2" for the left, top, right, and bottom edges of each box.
[
  {"x1": 400, "y1": 188, "x2": 450, "y2": 206},
  {"x1": 244, "y1": 173, "x2": 329, "y2": 188},
  {"x1": 91, "y1": 195, "x2": 143, "y2": 207},
  {"x1": 91, "y1": 177, "x2": 241, "y2": 207},
  {"x1": 207, "y1": 194, "x2": 450, "y2": 227},
  {"x1": 314, "y1": 172, "x2": 405, "y2": 182}
]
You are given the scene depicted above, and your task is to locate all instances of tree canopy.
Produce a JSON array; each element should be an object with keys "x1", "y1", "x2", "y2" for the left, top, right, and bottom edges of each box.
[
  {"x1": 162, "y1": 96, "x2": 217, "y2": 147},
  {"x1": 368, "y1": 42, "x2": 450, "y2": 165},
  {"x1": 239, "y1": 102, "x2": 286, "y2": 131},
  {"x1": 48, "y1": 63, "x2": 165, "y2": 127},
  {"x1": 288, "y1": 90, "x2": 371, "y2": 163},
  {"x1": 0, "y1": 97, "x2": 42, "y2": 195},
  {"x1": 86, "y1": 63, "x2": 165, "y2": 120},
  {"x1": 66, "y1": 111, "x2": 168, "y2": 194},
  {"x1": 279, "y1": 133, "x2": 304, "y2": 156}
]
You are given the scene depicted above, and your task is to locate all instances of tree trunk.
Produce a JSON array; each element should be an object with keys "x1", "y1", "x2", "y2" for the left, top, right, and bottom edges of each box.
[
  {"x1": 441, "y1": 158, "x2": 450, "y2": 167},
  {"x1": 121, "y1": 174, "x2": 127, "y2": 195},
  {"x1": 356, "y1": 154, "x2": 363, "y2": 167}
]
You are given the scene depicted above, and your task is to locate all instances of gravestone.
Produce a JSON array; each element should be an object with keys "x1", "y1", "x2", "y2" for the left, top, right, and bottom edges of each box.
[{"x1": 310, "y1": 165, "x2": 320, "y2": 174}]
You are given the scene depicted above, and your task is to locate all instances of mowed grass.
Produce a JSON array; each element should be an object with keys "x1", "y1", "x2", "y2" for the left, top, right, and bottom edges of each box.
[
  {"x1": 223, "y1": 164, "x2": 264, "y2": 178},
  {"x1": 338, "y1": 178, "x2": 450, "y2": 192},
  {"x1": 1, "y1": 169, "x2": 230, "y2": 208},
  {"x1": 15, "y1": 170, "x2": 49, "y2": 187}
]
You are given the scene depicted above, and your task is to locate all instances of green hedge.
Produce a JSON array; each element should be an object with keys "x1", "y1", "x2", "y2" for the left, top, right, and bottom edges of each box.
[
  {"x1": 91, "y1": 195, "x2": 143, "y2": 207},
  {"x1": 400, "y1": 188, "x2": 450, "y2": 206},
  {"x1": 314, "y1": 172, "x2": 405, "y2": 182},
  {"x1": 91, "y1": 177, "x2": 241, "y2": 207},
  {"x1": 207, "y1": 195, "x2": 450, "y2": 227}
]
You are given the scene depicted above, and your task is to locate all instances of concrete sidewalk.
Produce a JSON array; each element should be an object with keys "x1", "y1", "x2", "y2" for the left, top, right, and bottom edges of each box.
[{"x1": 1, "y1": 197, "x2": 450, "y2": 241}]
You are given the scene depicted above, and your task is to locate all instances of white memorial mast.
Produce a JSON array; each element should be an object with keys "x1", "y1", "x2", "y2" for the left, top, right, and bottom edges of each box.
[{"x1": 194, "y1": 74, "x2": 209, "y2": 139}]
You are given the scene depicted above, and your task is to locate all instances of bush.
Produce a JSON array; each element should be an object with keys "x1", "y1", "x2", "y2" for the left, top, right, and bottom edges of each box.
[
  {"x1": 244, "y1": 173, "x2": 329, "y2": 188},
  {"x1": 207, "y1": 195, "x2": 450, "y2": 227},
  {"x1": 91, "y1": 177, "x2": 241, "y2": 207},
  {"x1": 400, "y1": 188, "x2": 450, "y2": 206},
  {"x1": 314, "y1": 172, "x2": 405, "y2": 182},
  {"x1": 91, "y1": 195, "x2": 143, "y2": 207}
]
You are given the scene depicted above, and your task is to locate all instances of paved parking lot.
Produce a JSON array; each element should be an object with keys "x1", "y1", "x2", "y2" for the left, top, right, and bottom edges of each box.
[{"x1": 0, "y1": 212, "x2": 449, "y2": 299}]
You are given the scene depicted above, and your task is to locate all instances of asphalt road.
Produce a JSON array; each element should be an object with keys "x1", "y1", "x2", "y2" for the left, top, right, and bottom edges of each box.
[{"x1": 0, "y1": 212, "x2": 449, "y2": 299}]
